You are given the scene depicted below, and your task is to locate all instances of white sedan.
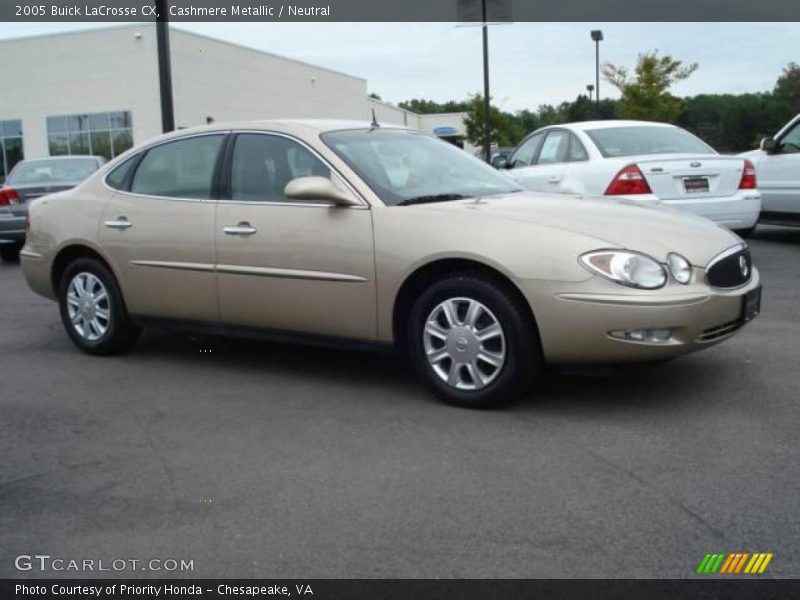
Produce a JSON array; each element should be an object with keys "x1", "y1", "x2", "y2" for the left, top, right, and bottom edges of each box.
[
  {"x1": 499, "y1": 120, "x2": 761, "y2": 236},
  {"x1": 739, "y1": 113, "x2": 800, "y2": 227}
]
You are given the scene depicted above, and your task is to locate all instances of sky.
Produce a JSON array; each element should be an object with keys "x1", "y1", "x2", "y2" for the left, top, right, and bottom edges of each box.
[{"x1": 1, "y1": 22, "x2": 798, "y2": 112}]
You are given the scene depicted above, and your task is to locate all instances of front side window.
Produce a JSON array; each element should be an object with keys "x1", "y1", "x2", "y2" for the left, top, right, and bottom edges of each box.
[
  {"x1": 778, "y1": 122, "x2": 800, "y2": 153},
  {"x1": 510, "y1": 133, "x2": 544, "y2": 168},
  {"x1": 230, "y1": 134, "x2": 330, "y2": 202},
  {"x1": 586, "y1": 126, "x2": 715, "y2": 158},
  {"x1": 47, "y1": 111, "x2": 133, "y2": 160},
  {"x1": 131, "y1": 135, "x2": 223, "y2": 199},
  {"x1": 536, "y1": 131, "x2": 570, "y2": 165},
  {"x1": 322, "y1": 129, "x2": 521, "y2": 206},
  {"x1": 0, "y1": 119, "x2": 24, "y2": 183}
]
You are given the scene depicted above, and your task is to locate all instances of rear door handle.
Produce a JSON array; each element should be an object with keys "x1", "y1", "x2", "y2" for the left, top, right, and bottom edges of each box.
[
  {"x1": 104, "y1": 217, "x2": 132, "y2": 230},
  {"x1": 547, "y1": 176, "x2": 563, "y2": 184},
  {"x1": 223, "y1": 222, "x2": 257, "y2": 236}
]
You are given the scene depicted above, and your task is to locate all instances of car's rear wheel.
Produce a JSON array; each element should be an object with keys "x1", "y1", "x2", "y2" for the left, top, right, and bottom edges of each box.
[
  {"x1": 1, "y1": 243, "x2": 21, "y2": 262},
  {"x1": 58, "y1": 258, "x2": 141, "y2": 355},
  {"x1": 407, "y1": 272, "x2": 542, "y2": 408}
]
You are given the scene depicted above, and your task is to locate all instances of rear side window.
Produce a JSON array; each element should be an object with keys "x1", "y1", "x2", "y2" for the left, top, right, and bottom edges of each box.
[
  {"x1": 131, "y1": 135, "x2": 224, "y2": 199},
  {"x1": 568, "y1": 134, "x2": 589, "y2": 161},
  {"x1": 229, "y1": 134, "x2": 330, "y2": 202},
  {"x1": 105, "y1": 155, "x2": 138, "y2": 190}
]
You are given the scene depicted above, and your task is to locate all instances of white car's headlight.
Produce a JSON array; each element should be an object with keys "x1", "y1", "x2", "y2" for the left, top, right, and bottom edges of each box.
[
  {"x1": 580, "y1": 250, "x2": 667, "y2": 289},
  {"x1": 667, "y1": 252, "x2": 692, "y2": 284}
]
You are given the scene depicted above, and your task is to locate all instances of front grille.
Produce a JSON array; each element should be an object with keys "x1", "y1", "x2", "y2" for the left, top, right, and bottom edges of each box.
[
  {"x1": 697, "y1": 318, "x2": 744, "y2": 342},
  {"x1": 706, "y1": 245, "x2": 752, "y2": 289}
]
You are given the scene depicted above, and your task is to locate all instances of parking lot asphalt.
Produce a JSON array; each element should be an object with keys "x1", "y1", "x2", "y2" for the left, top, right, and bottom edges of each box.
[{"x1": 1, "y1": 226, "x2": 799, "y2": 579}]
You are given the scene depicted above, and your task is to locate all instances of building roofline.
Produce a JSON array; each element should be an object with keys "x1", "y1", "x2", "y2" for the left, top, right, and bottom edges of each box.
[
  {"x1": 0, "y1": 23, "x2": 366, "y2": 83},
  {"x1": 170, "y1": 27, "x2": 367, "y2": 83}
]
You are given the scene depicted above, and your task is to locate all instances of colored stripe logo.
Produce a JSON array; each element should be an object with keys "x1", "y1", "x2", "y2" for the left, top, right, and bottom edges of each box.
[{"x1": 696, "y1": 553, "x2": 773, "y2": 574}]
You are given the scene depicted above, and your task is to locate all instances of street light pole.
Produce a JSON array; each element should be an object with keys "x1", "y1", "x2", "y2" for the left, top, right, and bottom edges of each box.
[
  {"x1": 590, "y1": 29, "x2": 603, "y2": 108},
  {"x1": 481, "y1": 0, "x2": 492, "y2": 163},
  {"x1": 155, "y1": 0, "x2": 175, "y2": 133}
]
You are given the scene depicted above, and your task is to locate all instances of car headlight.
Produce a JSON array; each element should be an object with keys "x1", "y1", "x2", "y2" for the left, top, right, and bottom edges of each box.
[
  {"x1": 580, "y1": 250, "x2": 667, "y2": 289},
  {"x1": 667, "y1": 252, "x2": 691, "y2": 284}
]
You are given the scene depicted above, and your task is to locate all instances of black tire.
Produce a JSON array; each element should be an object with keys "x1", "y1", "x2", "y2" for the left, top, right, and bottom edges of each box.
[
  {"x1": 0, "y1": 243, "x2": 21, "y2": 262},
  {"x1": 407, "y1": 272, "x2": 543, "y2": 408},
  {"x1": 58, "y1": 257, "x2": 141, "y2": 355},
  {"x1": 733, "y1": 225, "x2": 756, "y2": 239}
]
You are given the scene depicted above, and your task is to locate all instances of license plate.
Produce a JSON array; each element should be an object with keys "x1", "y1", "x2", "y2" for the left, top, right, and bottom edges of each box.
[
  {"x1": 683, "y1": 176, "x2": 709, "y2": 194},
  {"x1": 741, "y1": 286, "x2": 762, "y2": 322}
]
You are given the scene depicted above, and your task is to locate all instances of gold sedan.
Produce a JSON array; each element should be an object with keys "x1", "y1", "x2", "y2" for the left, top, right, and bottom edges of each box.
[{"x1": 21, "y1": 120, "x2": 762, "y2": 407}]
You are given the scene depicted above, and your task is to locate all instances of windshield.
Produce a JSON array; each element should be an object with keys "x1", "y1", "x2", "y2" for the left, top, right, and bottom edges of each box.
[
  {"x1": 586, "y1": 126, "x2": 715, "y2": 158},
  {"x1": 8, "y1": 158, "x2": 100, "y2": 185},
  {"x1": 320, "y1": 129, "x2": 522, "y2": 206}
]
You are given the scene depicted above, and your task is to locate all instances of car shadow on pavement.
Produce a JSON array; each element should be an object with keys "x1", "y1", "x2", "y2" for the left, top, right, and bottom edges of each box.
[
  {"x1": 751, "y1": 225, "x2": 800, "y2": 245},
  {"x1": 132, "y1": 329, "x2": 722, "y2": 414}
]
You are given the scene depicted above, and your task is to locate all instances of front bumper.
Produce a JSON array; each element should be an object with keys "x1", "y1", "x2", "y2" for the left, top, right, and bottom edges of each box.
[{"x1": 519, "y1": 268, "x2": 761, "y2": 363}]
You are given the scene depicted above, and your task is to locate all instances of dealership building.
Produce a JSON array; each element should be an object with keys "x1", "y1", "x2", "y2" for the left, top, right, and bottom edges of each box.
[{"x1": 0, "y1": 25, "x2": 472, "y2": 180}]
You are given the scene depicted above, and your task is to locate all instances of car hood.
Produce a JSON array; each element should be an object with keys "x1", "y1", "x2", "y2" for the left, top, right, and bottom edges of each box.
[{"x1": 414, "y1": 192, "x2": 740, "y2": 266}]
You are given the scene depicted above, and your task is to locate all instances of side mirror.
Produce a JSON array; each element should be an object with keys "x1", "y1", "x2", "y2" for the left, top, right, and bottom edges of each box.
[
  {"x1": 760, "y1": 137, "x2": 777, "y2": 152},
  {"x1": 284, "y1": 176, "x2": 361, "y2": 207},
  {"x1": 491, "y1": 155, "x2": 509, "y2": 169}
]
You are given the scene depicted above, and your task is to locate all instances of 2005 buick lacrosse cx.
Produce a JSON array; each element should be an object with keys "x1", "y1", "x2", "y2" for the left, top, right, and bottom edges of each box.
[{"x1": 20, "y1": 120, "x2": 762, "y2": 408}]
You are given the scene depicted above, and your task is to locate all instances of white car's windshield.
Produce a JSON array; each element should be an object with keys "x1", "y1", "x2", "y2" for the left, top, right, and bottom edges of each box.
[
  {"x1": 321, "y1": 129, "x2": 522, "y2": 206},
  {"x1": 586, "y1": 126, "x2": 715, "y2": 158}
]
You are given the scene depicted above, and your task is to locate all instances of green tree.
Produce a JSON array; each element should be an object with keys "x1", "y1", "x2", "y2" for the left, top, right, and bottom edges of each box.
[
  {"x1": 603, "y1": 51, "x2": 698, "y2": 122},
  {"x1": 463, "y1": 93, "x2": 512, "y2": 148},
  {"x1": 773, "y1": 62, "x2": 800, "y2": 111},
  {"x1": 398, "y1": 98, "x2": 470, "y2": 114},
  {"x1": 368, "y1": 92, "x2": 382, "y2": 101}
]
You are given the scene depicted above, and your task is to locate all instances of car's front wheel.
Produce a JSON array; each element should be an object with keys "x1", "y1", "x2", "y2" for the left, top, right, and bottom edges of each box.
[
  {"x1": 58, "y1": 258, "x2": 141, "y2": 355},
  {"x1": 407, "y1": 272, "x2": 542, "y2": 408}
]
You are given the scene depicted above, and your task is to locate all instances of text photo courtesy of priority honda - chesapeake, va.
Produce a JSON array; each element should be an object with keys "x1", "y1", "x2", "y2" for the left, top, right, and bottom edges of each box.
[{"x1": 1, "y1": 2, "x2": 799, "y2": 599}]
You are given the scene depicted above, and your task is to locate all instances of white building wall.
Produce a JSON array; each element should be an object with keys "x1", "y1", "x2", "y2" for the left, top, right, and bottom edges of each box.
[
  {"x1": 366, "y1": 98, "x2": 420, "y2": 128},
  {"x1": 171, "y1": 29, "x2": 370, "y2": 127},
  {"x1": 0, "y1": 25, "x2": 163, "y2": 159},
  {"x1": 0, "y1": 25, "x2": 471, "y2": 160}
]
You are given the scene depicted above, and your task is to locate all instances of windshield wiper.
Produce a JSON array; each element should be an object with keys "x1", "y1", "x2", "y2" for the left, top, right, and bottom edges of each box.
[{"x1": 396, "y1": 193, "x2": 470, "y2": 206}]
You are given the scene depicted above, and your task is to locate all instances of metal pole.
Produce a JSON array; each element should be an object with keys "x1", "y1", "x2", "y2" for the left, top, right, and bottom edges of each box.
[
  {"x1": 156, "y1": 0, "x2": 175, "y2": 133},
  {"x1": 481, "y1": 0, "x2": 491, "y2": 163},
  {"x1": 595, "y1": 39, "x2": 600, "y2": 107}
]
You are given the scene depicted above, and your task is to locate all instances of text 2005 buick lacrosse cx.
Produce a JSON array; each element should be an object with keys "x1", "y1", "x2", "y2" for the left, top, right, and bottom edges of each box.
[{"x1": 21, "y1": 120, "x2": 762, "y2": 408}]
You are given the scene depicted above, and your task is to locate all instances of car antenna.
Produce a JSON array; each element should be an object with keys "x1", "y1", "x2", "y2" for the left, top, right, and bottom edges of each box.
[{"x1": 370, "y1": 108, "x2": 380, "y2": 129}]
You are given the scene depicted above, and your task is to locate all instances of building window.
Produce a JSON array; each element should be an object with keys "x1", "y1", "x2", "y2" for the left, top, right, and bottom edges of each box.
[
  {"x1": 47, "y1": 111, "x2": 133, "y2": 160},
  {"x1": 0, "y1": 119, "x2": 24, "y2": 183}
]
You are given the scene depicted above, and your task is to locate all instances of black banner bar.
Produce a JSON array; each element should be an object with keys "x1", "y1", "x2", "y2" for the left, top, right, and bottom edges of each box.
[
  {"x1": 4, "y1": 579, "x2": 800, "y2": 600},
  {"x1": 3, "y1": 0, "x2": 800, "y2": 22}
]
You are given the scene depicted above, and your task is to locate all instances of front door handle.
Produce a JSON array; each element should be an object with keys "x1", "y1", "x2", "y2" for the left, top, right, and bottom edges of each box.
[
  {"x1": 547, "y1": 176, "x2": 563, "y2": 184},
  {"x1": 223, "y1": 222, "x2": 257, "y2": 236},
  {"x1": 104, "y1": 217, "x2": 132, "y2": 230}
]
